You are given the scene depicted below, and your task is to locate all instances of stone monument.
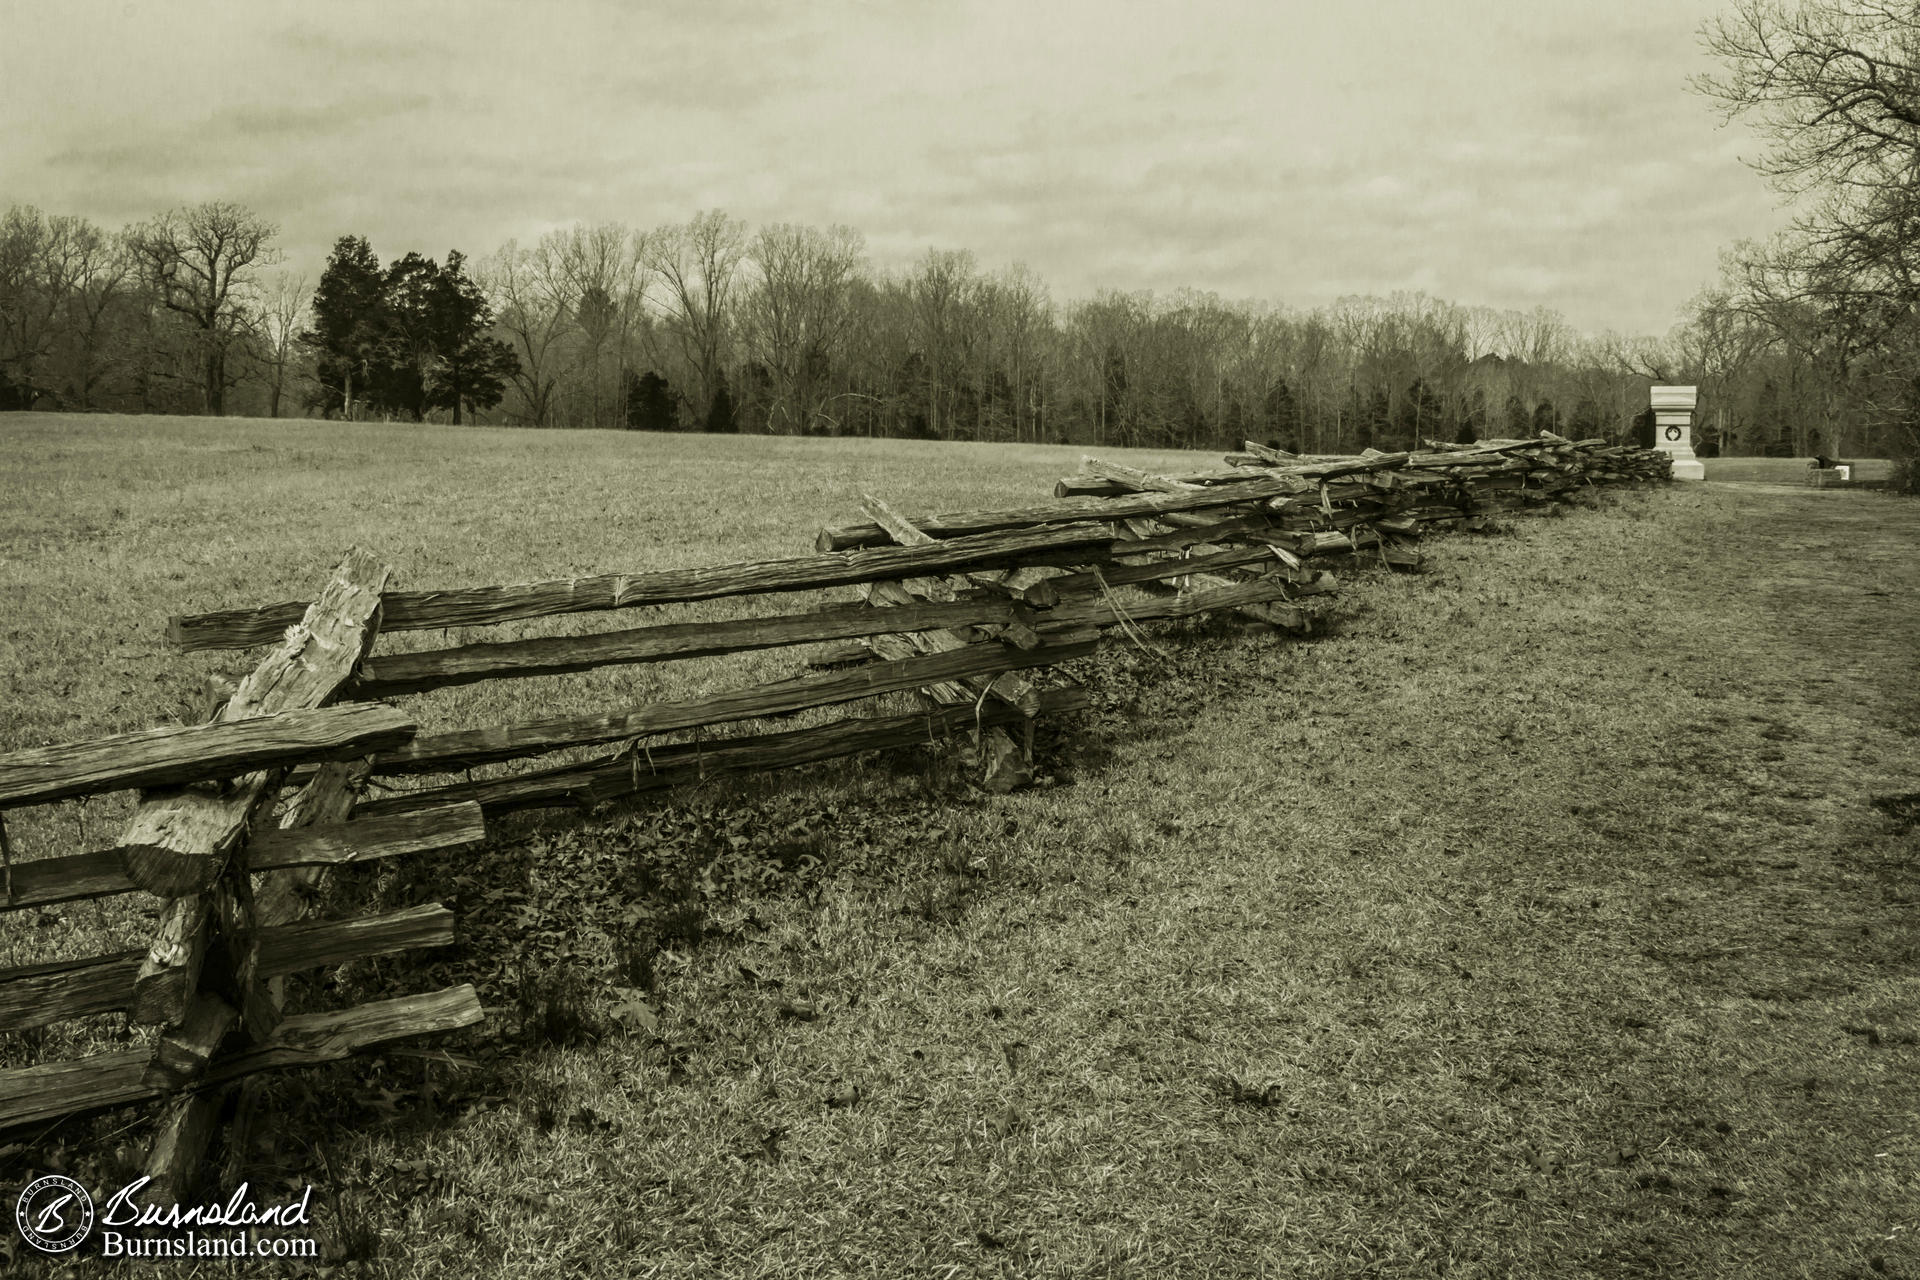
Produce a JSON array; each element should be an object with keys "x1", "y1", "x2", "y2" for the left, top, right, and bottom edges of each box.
[{"x1": 1649, "y1": 385, "x2": 1705, "y2": 481}]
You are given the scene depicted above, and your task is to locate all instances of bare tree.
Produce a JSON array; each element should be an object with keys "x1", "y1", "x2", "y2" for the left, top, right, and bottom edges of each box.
[
  {"x1": 1498, "y1": 305, "x2": 1572, "y2": 366},
  {"x1": 126, "y1": 202, "x2": 278, "y2": 415},
  {"x1": 55, "y1": 222, "x2": 132, "y2": 410},
  {"x1": 0, "y1": 208, "x2": 139, "y2": 410},
  {"x1": 0, "y1": 206, "x2": 65, "y2": 406},
  {"x1": 1698, "y1": 2, "x2": 1920, "y2": 247},
  {"x1": 255, "y1": 271, "x2": 310, "y2": 418},
  {"x1": 483, "y1": 238, "x2": 575, "y2": 427},
  {"x1": 645, "y1": 211, "x2": 747, "y2": 426},
  {"x1": 1698, "y1": 0, "x2": 1920, "y2": 473},
  {"x1": 978, "y1": 263, "x2": 1051, "y2": 442},
  {"x1": 1648, "y1": 289, "x2": 1777, "y2": 451},
  {"x1": 905, "y1": 249, "x2": 986, "y2": 441},
  {"x1": 553, "y1": 223, "x2": 648, "y2": 429},
  {"x1": 1261, "y1": 308, "x2": 1334, "y2": 451},
  {"x1": 742, "y1": 222, "x2": 864, "y2": 434}
]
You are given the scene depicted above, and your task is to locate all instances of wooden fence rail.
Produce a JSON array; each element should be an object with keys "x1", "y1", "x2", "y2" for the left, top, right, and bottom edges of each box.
[
  {"x1": 0, "y1": 803, "x2": 483, "y2": 913},
  {"x1": 0, "y1": 705, "x2": 417, "y2": 810},
  {"x1": 167, "y1": 520, "x2": 1122, "y2": 652}
]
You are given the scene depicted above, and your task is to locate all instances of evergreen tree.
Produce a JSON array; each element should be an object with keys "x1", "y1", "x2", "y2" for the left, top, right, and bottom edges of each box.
[
  {"x1": 1262, "y1": 378, "x2": 1300, "y2": 450},
  {"x1": 1360, "y1": 386, "x2": 1391, "y2": 449},
  {"x1": 303, "y1": 235, "x2": 386, "y2": 418},
  {"x1": 373, "y1": 251, "x2": 439, "y2": 419},
  {"x1": 624, "y1": 370, "x2": 678, "y2": 431},
  {"x1": 324, "y1": 247, "x2": 518, "y2": 424},
  {"x1": 704, "y1": 368, "x2": 737, "y2": 433},
  {"x1": 1504, "y1": 393, "x2": 1531, "y2": 438},
  {"x1": 425, "y1": 251, "x2": 515, "y2": 423}
]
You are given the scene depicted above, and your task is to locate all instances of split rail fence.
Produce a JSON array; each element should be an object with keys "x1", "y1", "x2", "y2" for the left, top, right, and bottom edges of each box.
[{"x1": 0, "y1": 430, "x2": 1668, "y2": 1198}]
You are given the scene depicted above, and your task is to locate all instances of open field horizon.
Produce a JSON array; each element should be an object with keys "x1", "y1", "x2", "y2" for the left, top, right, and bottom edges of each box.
[{"x1": 3, "y1": 413, "x2": 1918, "y2": 1275}]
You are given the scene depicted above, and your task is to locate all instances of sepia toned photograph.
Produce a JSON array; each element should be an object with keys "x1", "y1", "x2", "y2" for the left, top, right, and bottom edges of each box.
[{"x1": 2, "y1": 0, "x2": 1916, "y2": 1274}]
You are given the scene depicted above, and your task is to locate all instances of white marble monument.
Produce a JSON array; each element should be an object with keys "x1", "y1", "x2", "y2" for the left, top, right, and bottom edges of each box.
[{"x1": 1649, "y1": 385, "x2": 1705, "y2": 481}]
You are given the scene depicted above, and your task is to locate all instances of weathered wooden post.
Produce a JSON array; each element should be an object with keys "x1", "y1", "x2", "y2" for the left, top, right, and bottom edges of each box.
[
  {"x1": 1650, "y1": 385, "x2": 1705, "y2": 480},
  {"x1": 130, "y1": 547, "x2": 393, "y2": 1204}
]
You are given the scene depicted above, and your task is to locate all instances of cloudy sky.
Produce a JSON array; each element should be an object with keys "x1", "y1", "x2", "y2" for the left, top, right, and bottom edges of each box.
[{"x1": 5, "y1": 0, "x2": 1782, "y2": 335}]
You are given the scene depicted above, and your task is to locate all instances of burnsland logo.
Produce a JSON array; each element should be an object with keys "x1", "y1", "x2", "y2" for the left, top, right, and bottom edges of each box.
[
  {"x1": 96, "y1": 1177, "x2": 318, "y2": 1260},
  {"x1": 15, "y1": 1175, "x2": 95, "y2": 1254},
  {"x1": 14, "y1": 1175, "x2": 319, "y2": 1259}
]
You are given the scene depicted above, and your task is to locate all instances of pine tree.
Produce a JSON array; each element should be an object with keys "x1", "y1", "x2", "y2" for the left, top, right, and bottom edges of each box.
[
  {"x1": 1504, "y1": 394, "x2": 1530, "y2": 438},
  {"x1": 375, "y1": 251, "x2": 440, "y2": 420},
  {"x1": 624, "y1": 370, "x2": 678, "y2": 431},
  {"x1": 303, "y1": 235, "x2": 386, "y2": 419},
  {"x1": 1262, "y1": 378, "x2": 1300, "y2": 451},
  {"x1": 704, "y1": 369, "x2": 737, "y2": 433},
  {"x1": 425, "y1": 251, "x2": 515, "y2": 424},
  {"x1": 314, "y1": 247, "x2": 517, "y2": 424}
]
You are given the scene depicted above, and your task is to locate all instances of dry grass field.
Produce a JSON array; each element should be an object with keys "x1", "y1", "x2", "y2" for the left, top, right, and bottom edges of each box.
[{"x1": 4, "y1": 414, "x2": 1919, "y2": 1277}]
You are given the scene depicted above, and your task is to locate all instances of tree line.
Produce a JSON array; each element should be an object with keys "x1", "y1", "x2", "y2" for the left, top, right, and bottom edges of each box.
[{"x1": 5, "y1": 132, "x2": 1915, "y2": 465}]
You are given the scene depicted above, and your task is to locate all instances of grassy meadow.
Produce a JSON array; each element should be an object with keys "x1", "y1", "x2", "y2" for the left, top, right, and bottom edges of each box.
[{"x1": 4, "y1": 414, "x2": 1920, "y2": 1276}]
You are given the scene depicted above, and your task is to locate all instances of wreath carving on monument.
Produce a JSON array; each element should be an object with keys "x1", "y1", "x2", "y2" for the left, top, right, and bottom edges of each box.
[{"x1": 1663, "y1": 425, "x2": 1682, "y2": 441}]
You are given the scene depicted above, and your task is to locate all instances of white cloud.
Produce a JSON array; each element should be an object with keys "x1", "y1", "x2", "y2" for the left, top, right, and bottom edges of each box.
[{"x1": 3, "y1": 0, "x2": 1782, "y2": 334}]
